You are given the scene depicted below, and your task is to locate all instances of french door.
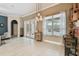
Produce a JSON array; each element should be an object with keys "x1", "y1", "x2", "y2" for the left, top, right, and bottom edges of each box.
[{"x1": 24, "y1": 20, "x2": 36, "y2": 38}]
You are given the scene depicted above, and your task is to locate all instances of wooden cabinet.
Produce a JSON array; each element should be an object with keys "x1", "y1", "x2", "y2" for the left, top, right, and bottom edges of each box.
[
  {"x1": 35, "y1": 32, "x2": 42, "y2": 41},
  {"x1": 64, "y1": 3, "x2": 79, "y2": 56}
]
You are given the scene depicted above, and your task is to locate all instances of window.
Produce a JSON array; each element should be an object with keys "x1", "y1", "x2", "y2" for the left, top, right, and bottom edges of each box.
[
  {"x1": 43, "y1": 12, "x2": 66, "y2": 36},
  {"x1": 43, "y1": 16, "x2": 53, "y2": 36}
]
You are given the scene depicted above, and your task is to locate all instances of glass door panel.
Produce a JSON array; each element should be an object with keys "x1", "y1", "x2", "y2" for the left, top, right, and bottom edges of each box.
[
  {"x1": 30, "y1": 20, "x2": 35, "y2": 38},
  {"x1": 44, "y1": 16, "x2": 53, "y2": 36},
  {"x1": 52, "y1": 12, "x2": 66, "y2": 36}
]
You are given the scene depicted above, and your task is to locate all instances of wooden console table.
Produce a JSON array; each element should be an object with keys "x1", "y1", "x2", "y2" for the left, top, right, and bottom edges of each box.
[{"x1": 35, "y1": 32, "x2": 42, "y2": 41}]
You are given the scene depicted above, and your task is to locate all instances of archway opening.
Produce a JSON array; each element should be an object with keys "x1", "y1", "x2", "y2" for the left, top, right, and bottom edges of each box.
[{"x1": 11, "y1": 20, "x2": 18, "y2": 37}]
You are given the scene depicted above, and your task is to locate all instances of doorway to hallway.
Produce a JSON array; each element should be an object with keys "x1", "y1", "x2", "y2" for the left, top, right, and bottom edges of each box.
[{"x1": 11, "y1": 20, "x2": 18, "y2": 37}]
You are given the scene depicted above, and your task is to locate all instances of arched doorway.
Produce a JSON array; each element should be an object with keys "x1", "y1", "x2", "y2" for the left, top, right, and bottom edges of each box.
[{"x1": 11, "y1": 20, "x2": 18, "y2": 37}]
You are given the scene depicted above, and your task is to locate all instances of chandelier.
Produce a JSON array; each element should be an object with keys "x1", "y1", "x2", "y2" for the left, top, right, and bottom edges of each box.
[{"x1": 35, "y1": 3, "x2": 42, "y2": 21}]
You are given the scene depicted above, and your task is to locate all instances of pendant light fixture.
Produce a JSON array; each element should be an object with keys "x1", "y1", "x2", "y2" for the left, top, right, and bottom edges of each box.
[{"x1": 35, "y1": 3, "x2": 42, "y2": 21}]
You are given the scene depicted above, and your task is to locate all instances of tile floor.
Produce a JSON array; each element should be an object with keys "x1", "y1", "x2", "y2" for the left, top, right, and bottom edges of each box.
[{"x1": 0, "y1": 37, "x2": 64, "y2": 56}]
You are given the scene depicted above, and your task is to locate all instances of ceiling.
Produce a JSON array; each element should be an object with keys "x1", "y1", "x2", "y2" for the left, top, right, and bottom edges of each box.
[{"x1": 0, "y1": 3, "x2": 59, "y2": 16}]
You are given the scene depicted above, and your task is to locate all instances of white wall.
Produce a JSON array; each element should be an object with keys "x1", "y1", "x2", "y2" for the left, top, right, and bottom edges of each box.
[
  {"x1": 7, "y1": 16, "x2": 21, "y2": 38},
  {"x1": 20, "y1": 17, "x2": 24, "y2": 28},
  {"x1": 24, "y1": 21, "x2": 27, "y2": 37}
]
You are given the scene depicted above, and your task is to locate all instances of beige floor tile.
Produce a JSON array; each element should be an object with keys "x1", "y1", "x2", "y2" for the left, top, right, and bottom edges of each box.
[{"x1": 0, "y1": 37, "x2": 64, "y2": 56}]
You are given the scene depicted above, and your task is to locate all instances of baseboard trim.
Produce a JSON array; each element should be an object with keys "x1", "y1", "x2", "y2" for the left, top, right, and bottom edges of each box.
[{"x1": 43, "y1": 40, "x2": 64, "y2": 46}]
